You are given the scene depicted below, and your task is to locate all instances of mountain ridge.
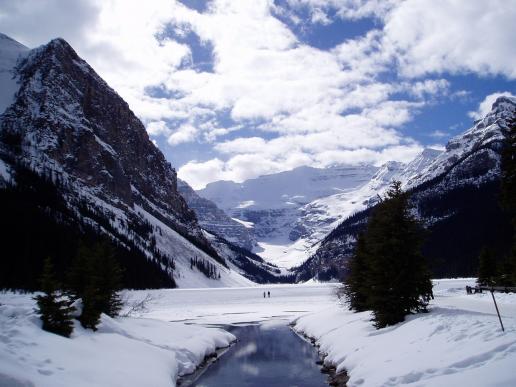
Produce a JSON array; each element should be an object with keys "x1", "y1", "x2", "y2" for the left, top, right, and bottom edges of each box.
[
  {"x1": 0, "y1": 34, "x2": 255, "y2": 289},
  {"x1": 295, "y1": 95, "x2": 515, "y2": 281}
]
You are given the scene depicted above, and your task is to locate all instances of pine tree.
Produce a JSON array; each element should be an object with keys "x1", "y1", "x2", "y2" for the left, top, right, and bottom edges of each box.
[
  {"x1": 344, "y1": 233, "x2": 370, "y2": 312},
  {"x1": 477, "y1": 247, "x2": 498, "y2": 287},
  {"x1": 97, "y1": 242, "x2": 123, "y2": 317},
  {"x1": 360, "y1": 181, "x2": 433, "y2": 328},
  {"x1": 67, "y1": 241, "x2": 123, "y2": 330},
  {"x1": 34, "y1": 257, "x2": 75, "y2": 337},
  {"x1": 500, "y1": 118, "x2": 516, "y2": 285}
]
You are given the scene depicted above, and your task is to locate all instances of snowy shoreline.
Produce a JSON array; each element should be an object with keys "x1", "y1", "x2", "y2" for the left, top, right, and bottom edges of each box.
[
  {"x1": 0, "y1": 292, "x2": 235, "y2": 387},
  {"x1": 292, "y1": 279, "x2": 516, "y2": 387},
  {"x1": 290, "y1": 323, "x2": 349, "y2": 386}
]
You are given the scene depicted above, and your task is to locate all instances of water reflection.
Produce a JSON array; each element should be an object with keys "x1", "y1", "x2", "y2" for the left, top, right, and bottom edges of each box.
[{"x1": 193, "y1": 322, "x2": 327, "y2": 387}]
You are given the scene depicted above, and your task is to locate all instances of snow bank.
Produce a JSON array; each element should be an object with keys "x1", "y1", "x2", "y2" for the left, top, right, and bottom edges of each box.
[
  {"x1": 293, "y1": 279, "x2": 516, "y2": 386},
  {"x1": 0, "y1": 292, "x2": 235, "y2": 387}
]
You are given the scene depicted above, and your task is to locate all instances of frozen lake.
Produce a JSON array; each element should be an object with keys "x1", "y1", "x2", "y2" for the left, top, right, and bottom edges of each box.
[{"x1": 123, "y1": 283, "x2": 339, "y2": 325}]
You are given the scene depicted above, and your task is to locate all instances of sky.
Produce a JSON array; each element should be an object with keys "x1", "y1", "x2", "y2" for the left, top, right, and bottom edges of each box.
[{"x1": 1, "y1": 0, "x2": 515, "y2": 189}]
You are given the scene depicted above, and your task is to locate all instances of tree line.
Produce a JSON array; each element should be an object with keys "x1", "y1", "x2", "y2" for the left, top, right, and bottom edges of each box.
[
  {"x1": 190, "y1": 256, "x2": 221, "y2": 279},
  {"x1": 35, "y1": 241, "x2": 123, "y2": 337}
]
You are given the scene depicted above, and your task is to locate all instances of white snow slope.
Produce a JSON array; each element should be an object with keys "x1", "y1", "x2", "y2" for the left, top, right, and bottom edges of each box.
[
  {"x1": 294, "y1": 279, "x2": 516, "y2": 387},
  {"x1": 0, "y1": 33, "x2": 28, "y2": 115}
]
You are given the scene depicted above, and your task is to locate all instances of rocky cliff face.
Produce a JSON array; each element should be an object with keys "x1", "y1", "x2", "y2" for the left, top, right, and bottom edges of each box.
[
  {"x1": 177, "y1": 179, "x2": 256, "y2": 250},
  {"x1": 0, "y1": 35, "x2": 254, "y2": 288},
  {"x1": 1, "y1": 38, "x2": 202, "y2": 236}
]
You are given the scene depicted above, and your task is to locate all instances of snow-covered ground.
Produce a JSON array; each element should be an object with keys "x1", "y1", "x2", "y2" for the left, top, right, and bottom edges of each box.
[
  {"x1": 0, "y1": 284, "x2": 336, "y2": 387},
  {"x1": 294, "y1": 278, "x2": 516, "y2": 387},
  {"x1": 122, "y1": 283, "x2": 338, "y2": 325},
  {"x1": 2, "y1": 280, "x2": 514, "y2": 386},
  {"x1": 0, "y1": 292, "x2": 235, "y2": 387}
]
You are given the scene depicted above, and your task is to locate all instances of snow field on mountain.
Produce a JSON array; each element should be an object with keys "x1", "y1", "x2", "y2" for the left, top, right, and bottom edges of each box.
[
  {"x1": 0, "y1": 33, "x2": 29, "y2": 115},
  {"x1": 135, "y1": 205, "x2": 254, "y2": 288},
  {"x1": 0, "y1": 292, "x2": 235, "y2": 387},
  {"x1": 293, "y1": 279, "x2": 516, "y2": 387}
]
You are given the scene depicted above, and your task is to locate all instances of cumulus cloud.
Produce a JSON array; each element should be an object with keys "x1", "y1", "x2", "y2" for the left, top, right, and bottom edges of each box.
[
  {"x1": 3, "y1": 0, "x2": 515, "y2": 189},
  {"x1": 382, "y1": 0, "x2": 516, "y2": 78},
  {"x1": 285, "y1": 0, "x2": 402, "y2": 22},
  {"x1": 0, "y1": 0, "x2": 192, "y2": 120},
  {"x1": 429, "y1": 130, "x2": 449, "y2": 139},
  {"x1": 146, "y1": 120, "x2": 172, "y2": 137},
  {"x1": 468, "y1": 91, "x2": 516, "y2": 120},
  {"x1": 167, "y1": 124, "x2": 198, "y2": 145}
]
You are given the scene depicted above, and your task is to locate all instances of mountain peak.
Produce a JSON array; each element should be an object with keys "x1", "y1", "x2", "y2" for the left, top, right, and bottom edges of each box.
[{"x1": 491, "y1": 95, "x2": 516, "y2": 116}]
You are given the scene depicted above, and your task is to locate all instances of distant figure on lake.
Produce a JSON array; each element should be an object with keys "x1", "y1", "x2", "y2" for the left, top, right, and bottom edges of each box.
[
  {"x1": 268, "y1": 291, "x2": 270, "y2": 298},
  {"x1": 263, "y1": 292, "x2": 266, "y2": 298}
]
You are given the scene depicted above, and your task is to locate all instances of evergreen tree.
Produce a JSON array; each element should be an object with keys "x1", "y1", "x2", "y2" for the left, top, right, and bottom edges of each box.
[
  {"x1": 67, "y1": 241, "x2": 123, "y2": 330},
  {"x1": 477, "y1": 247, "x2": 498, "y2": 287},
  {"x1": 78, "y1": 275, "x2": 104, "y2": 330},
  {"x1": 357, "y1": 181, "x2": 433, "y2": 328},
  {"x1": 344, "y1": 233, "x2": 370, "y2": 312},
  {"x1": 96, "y1": 242, "x2": 123, "y2": 317},
  {"x1": 500, "y1": 118, "x2": 516, "y2": 285},
  {"x1": 34, "y1": 257, "x2": 75, "y2": 337}
]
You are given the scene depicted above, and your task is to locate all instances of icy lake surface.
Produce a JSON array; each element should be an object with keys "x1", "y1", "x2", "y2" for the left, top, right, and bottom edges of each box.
[{"x1": 188, "y1": 321, "x2": 327, "y2": 387}]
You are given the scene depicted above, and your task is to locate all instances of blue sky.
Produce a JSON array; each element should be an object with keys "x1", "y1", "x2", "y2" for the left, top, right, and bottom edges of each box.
[{"x1": 1, "y1": 0, "x2": 515, "y2": 188}]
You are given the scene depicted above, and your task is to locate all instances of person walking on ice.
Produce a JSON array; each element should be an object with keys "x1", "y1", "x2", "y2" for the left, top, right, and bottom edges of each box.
[{"x1": 268, "y1": 291, "x2": 270, "y2": 298}]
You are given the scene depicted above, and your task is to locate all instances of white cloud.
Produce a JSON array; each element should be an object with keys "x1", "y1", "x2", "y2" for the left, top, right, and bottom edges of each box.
[
  {"x1": 405, "y1": 79, "x2": 450, "y2": 99},
  {"x1": 3, "y1": 0, "x2": 514, "y2": 189},
  {"x1": 178, "y1": 158, "x2": 227, "y2": 189},
  {"x1": 0, "y1": 0, "x2": 192, "y2": 121},
  {"x1": 167, "y1": 124, "x2": 198, "y2": 145},
  {"x1": 215, "y1": 137, "x2": 267, "y2": 154},
  {"x1": 146, "y1": 120, "x2": 172, "y2": 136},
  {"x1": 429, "y1": 130, "x2": 449, "y2": 138},
  {"x1": 468, "y1": 91, "x2": 516, "y2": 120},
  {"x1": 382, "y1": 0, "x2": 516, "y2": 79},
  {"x1": 285, "y1": 0, "x2": 401, "y2": 22}
]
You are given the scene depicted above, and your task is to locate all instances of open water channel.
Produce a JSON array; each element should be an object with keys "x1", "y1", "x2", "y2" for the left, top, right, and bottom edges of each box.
[{"x1": 180, "y1": 321, "x2": 328, "y2": 387}]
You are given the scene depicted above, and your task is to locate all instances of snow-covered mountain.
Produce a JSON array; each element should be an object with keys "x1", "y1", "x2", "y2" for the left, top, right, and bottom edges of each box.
[
  {"x1": 197, "y1": 165, "x2": 379, "y2": 267},
  {"x1": 177, "y1": 178, "x2": 256, "y2": 251},
  {"x1": 297, "y1": 96, "x2": 516, "y2": 281},
  {"x1": 0, "y1": 34, "x2": 254, "y2": 289},
  {"x1": 196, "y1": 152, "x2": 442, "y2": 269},
  {"x1": 0, "y1": 34, "x2": 29, "y2": 115}
]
